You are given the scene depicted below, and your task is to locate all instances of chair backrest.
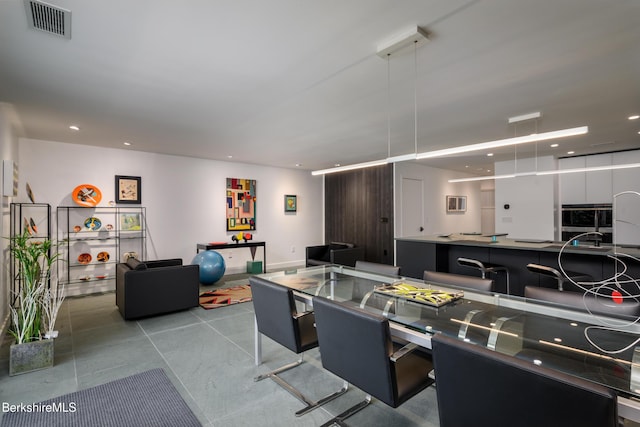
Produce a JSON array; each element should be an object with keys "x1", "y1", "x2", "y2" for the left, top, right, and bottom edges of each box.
[
  {"x1": 355, "y1": 260, "x2": 401, "y2": 277},
  {"x1": 423, "y1": 270, "x2": 493, "y2": 292},
  {"x1": 312, "y1": 296, "x2": 397, "y2": 406},
  {"x1": 249, "y1": 276, "x2": 312, "y2": 353},
  {"x1": 524, "y1": 285, "x2": 640, "y2": 320},
  {"x1": 431, "y1": 333, "x2": 618, "y2": 427}
]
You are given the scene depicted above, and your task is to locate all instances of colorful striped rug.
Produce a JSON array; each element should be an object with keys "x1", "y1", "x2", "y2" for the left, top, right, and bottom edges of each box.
[{"x1": 199, "y1": 284, "x2": 252, "y2": 309}]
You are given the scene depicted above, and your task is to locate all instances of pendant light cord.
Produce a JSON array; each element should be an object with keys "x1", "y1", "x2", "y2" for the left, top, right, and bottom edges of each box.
[
  {"x1": 387, "y1": 54, "x2": 391, "y2": 158},
  {"x1": 414, "y1": 40, "x2": 418, "y2": 155}
]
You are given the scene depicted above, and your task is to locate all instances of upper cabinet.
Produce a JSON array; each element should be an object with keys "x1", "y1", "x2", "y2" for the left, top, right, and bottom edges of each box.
[
  {"x1": 559, "y1": 156, "x2": 587, "y2": 204},
  {"x1": 585, "y1": 153, "x2": 613, "y2": 204},
  {"x1": 613, "y1": 150, "x2": 640, "y2": 195},
  {"x1": 558, "y1": 152, "x2": 640, "y2": 205}
]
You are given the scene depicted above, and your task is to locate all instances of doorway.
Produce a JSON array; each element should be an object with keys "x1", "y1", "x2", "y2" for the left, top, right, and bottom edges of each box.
[{"x1": 401, "y1": 177, "x2": 424, "y2": 237}]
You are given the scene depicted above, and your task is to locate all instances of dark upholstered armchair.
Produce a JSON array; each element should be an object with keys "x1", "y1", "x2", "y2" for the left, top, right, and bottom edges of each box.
[
  {"x1": 116, "y1": 258, "x2": 199, "y2": 320},
  {"x1": 305, "y1": 242, "x2": 364, "y2": 267},
  {"x1": 432, "y1": 333, "x2": 618, "y2": 427}
]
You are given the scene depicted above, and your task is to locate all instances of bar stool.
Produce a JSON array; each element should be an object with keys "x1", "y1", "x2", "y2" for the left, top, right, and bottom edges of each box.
[
  {"x1": 457, "y1": 257, "x2": 510, "y2": 295},
  {"x1": 526, "y1": 263, "x2": 592, "y2": 292}
]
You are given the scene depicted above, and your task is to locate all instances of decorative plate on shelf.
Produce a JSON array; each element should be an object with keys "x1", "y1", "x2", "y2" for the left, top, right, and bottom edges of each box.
[
  {"x1": 72, "y1": 184, "x2": 102, "y2": 207},
  {"x1": 77, "y1": 253, "x2": 92, "y2": 264},
  {"x1": 97, "y1": 251, "x2": 110, "y2": 262},
  {"x1": 84, "y1": 217, "x2": 102, "y2": 230},
  {"x1": 73, "y1": 225, "x2": 82, "y2": 232}
]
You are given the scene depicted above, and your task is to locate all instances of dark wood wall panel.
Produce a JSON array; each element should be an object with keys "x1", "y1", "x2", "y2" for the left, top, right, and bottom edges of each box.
[{"x1": 324, "y1": 164, "x2": 394, "y2": 265}]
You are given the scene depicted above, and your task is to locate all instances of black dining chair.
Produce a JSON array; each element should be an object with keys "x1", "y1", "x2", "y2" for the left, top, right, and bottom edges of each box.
[
  {"x1": 524, "y1": 285, "x2": 640, "y2": 320},
  {"x1": 423, "y1": 270, "x2": 493, "y2": 292},
  {"x1": 250, "y1": 276, "x2": 348, "y2": 416},
  {"x1": 355, "y1": 260, "x2": 401, "y2": 277},
  {"x1": 431, "y1": 332, "x2": 619, "y2": 427},
  {"x1": 312, "y1": 296, "x2": 435, "y2": 426}
]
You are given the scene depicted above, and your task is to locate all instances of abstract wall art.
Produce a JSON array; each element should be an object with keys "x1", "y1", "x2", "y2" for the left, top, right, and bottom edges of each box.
[{"x1": 226, "y1": 178, "x2": 256, "y2": 231}]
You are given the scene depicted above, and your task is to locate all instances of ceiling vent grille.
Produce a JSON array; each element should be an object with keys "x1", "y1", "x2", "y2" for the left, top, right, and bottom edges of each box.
[{"x1": 24, "y1": 0, "x2": 71, "y2": 39}]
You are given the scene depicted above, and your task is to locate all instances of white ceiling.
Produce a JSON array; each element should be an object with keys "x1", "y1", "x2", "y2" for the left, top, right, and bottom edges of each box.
[{"x1": 1, "y1": 0, "x2": 639, "y2": 175}]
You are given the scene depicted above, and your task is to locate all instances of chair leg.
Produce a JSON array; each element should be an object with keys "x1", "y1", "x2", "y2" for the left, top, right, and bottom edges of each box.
[
  {"x1": 254, "y1": 356, "x2": 303, "y2": 382},
  {"x1": 255, "y1": 357, "x2": 349, "y2": 416},
  {"x1": 320, "y1": 394, "x2": 372, "y2": 427},
  {"x1": 295, "y1": 380, "x2": 349, "y2": 417}
]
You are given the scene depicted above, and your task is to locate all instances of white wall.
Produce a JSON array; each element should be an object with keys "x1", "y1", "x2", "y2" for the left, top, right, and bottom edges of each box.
[
  {"x1": 494, "y1": 156, "x2": 557, "y2": 240},
  {"x1": 0, "y1": 103, "x2": 22, "y2": 333},
  {"x1": 18, "y1": 138, "x2": 324, "y2": 273},
  {"x1": 394, "y1": 162, "x2": 482, "y2": 237}
]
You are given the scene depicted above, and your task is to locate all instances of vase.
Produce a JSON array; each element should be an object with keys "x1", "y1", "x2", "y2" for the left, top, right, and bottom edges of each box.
[{"x1": 9, "y1": 339, "x2": 54, "y2": 376}]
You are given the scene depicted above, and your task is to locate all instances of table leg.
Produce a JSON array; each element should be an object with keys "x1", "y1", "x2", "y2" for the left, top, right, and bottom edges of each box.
[{"x1": 254, "y1": 315, "x2": 262, "y2": 365}]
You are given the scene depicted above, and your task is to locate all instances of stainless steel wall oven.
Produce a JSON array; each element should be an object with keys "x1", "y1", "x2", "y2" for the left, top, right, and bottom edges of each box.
[{"x1": 561, "y1": 203, "x2": 613, "y2": 244}]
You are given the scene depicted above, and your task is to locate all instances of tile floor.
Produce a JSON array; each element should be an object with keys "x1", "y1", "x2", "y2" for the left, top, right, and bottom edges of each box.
[{"x1": 0, "y1": 274, "x2": 441, "y2": 427}]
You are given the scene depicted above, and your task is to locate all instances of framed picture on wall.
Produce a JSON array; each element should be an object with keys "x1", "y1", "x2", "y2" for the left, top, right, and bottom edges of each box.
[
  {"x1": 115, "y1": 175, "x2": 141, "y2": 204},
  {"x1": 446, "y1": 195, "x2": 466, "y2": 213},
  {"x1": 284, "y1": 194, "x2": 297, "y2": 213},
  {"x1": 226, "y1": 178, "x2": 256, "y2": 231}
]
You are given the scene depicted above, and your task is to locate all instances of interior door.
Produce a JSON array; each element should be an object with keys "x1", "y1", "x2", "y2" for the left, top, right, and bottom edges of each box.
[{"x1": 401, "y1": 177, "x2": 424, "y2": 237}]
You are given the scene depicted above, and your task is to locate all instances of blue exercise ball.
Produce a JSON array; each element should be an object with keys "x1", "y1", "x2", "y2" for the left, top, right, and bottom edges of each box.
[{"x1": 191, "y1": 250, "x2": 226, "y2": 285}]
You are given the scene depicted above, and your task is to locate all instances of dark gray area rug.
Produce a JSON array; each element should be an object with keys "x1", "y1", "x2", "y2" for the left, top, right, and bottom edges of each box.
[{"x1": 1, "y1": 368, "x2": 202, "y2": 427}]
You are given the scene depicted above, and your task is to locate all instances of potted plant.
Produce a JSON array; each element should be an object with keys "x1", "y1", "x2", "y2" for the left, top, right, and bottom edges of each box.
[{"x1": 8, "y1": 229, "x2": 64, "y2": 376}]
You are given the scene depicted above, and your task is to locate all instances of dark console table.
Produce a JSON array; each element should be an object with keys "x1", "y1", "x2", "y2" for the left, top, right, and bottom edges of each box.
[{"x1": 196, "y1": 241, "x2": 266, "y2": 273}]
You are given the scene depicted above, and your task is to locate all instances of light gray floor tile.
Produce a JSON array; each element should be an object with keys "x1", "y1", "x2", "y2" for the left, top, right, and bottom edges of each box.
[{"x1": 137, "y1": 309, "x2": 203, "y2": 335}]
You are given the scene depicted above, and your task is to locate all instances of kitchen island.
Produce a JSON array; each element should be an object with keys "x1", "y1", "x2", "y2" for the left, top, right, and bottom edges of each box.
[{"x1": 396, "y1": 234, "x2": 640, "y2": 296}]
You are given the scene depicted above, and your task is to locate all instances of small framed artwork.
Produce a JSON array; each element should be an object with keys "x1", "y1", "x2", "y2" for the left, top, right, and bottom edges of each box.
[
  {"x1": 115, "y1": 175, "x2": 141, "y2": 204},
  {"x1": 120, "y1": 213, "x2": 141, "y2": 231},
  {"x1": 446, "y1": 195, "x2": 467, "y2": 213},
  {"x1": 284, "y1": 195, "x2": 297, "y2": 213}
]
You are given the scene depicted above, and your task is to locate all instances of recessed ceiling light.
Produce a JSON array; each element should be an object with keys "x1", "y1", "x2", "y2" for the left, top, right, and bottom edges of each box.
[
  {"x1": 295, "y1": 163, "x2": 302, "y2": 167},
  {"x1": 465, "y1": 165, "x2": 469, "y2": 168},
  {"x1": 486, "y1": 169, "x2": 492, "y2": 173},
  {"x1": 123, "y1": 142, "x2": 131, "y2": 146},
  {"x1": 629, "y1": 115, "x2": 639, "y2": 120},
  {"x1": 227, "y1": 155, "x2": 233, "y2": 159},
  {"x1": 69, "y1": 125, "x2": 79, "y2": 131},
  {"x1": 334, "y1": 163, "x2": 341, "y2": 167},
  {"x1": 550, "y1": 143, "x2": 559, "y2": 148},
  {"x1": 487, "y1": 153, "x2": 494, "y2": 157},
  {"x1": 567, "y1": 151, "x2": 575, "y2": 154}
]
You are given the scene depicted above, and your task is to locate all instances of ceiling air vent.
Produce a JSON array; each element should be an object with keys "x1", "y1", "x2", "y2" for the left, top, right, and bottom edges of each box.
[{"x1": 24, "y1": 0, "x2": 71, "y2": 39}]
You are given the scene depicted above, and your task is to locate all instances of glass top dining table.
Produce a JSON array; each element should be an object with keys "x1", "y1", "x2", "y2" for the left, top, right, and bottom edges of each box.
[{"x1": 253, "y1": 264, "x2": 640, "y2": 421}]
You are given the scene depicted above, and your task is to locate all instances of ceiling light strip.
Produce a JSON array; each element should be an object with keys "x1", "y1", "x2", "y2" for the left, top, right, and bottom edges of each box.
[
  {"x1": 311, "y1": 159, "x2": 388, "y2": 176},
  {"x1": 449, "y1": 164, "x2": 640, "y2": 183},
  {"x1": 536, "y1": 163, "x2": 640, "y2": 176},
  {"x1": 387, "y1": 153, "x2": 417, "y2": 163},
  {"x1": 448, "y1": 174, "x2": 516, "y2": 183},
  {"x1": 416, "y1": 126, "x2": 588, "y2": 160}
]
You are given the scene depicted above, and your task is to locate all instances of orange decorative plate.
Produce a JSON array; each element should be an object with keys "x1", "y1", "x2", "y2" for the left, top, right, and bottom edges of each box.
[
  {"x1": 77, "y1": 253, "x2": 92, "y2": 264},
  {"x1": 97, "y1": 251, "x2": 110, "y2": 262},
  {"x1": 72, "y1": 184, "x2": 102, "y2": 207}
]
